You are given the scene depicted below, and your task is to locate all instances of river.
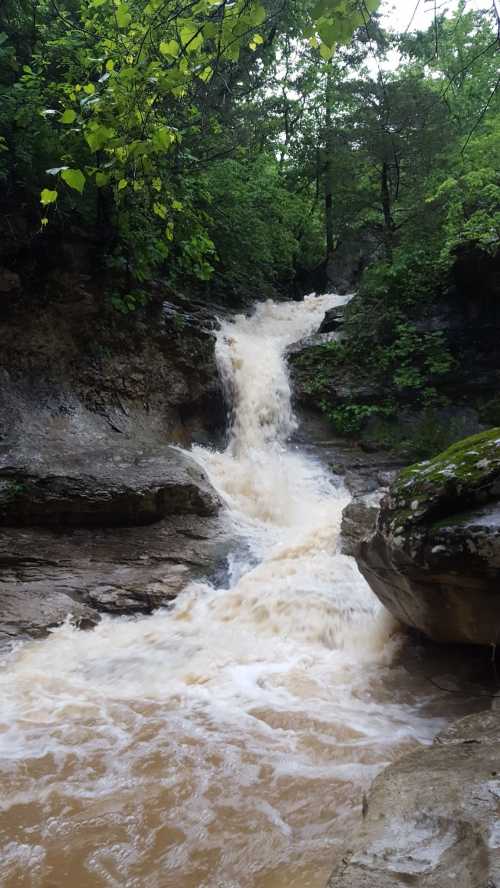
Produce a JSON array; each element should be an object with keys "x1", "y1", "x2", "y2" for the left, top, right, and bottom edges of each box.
[{"x1": 0, "y1": 293, "x2": 487, "y2": 887}]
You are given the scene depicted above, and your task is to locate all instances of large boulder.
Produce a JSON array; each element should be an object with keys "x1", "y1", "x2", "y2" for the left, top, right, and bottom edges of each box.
[
  {"x1": 328, "y1": 708, "x2": 500, "y2": 888},
  {"x1": 356, "y1": 428, "x2": 500, "y2": 644},
  {"x1": 0, "y1": 433, "x2": 227, "y2": 642},
  {"x1": 0, "y1": 445, "x2": 220, "y2": 527},
  {"x1": 0, "y1": 513, "x2": 233, "y2": 644}
]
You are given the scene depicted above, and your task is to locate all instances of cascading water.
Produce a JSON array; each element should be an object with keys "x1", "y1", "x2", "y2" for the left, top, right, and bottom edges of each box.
[{"x1": 0, "y1": 294, "x2": 480, "y2": 888}]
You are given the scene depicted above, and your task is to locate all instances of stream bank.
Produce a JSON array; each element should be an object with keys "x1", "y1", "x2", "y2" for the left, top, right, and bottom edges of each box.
[
  {"x1": 0, "y1": 280, "x2": 234, "y2": 643},
  {"x1": 329, "y1": 707, "x2": 500, "y2": 887}
]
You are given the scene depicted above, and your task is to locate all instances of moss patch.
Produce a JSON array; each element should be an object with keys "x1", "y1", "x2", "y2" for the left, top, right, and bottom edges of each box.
[
  {"x1": 396, "y1": 428, "x2": 500, "y2": 490},
  {"x1": 385, "y1": 428, "x2": 500, "y2": 534}
]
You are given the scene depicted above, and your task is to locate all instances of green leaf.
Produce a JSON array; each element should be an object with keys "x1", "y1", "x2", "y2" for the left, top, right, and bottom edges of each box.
[
  {"x1": 159, "y1": 39, "x2": 179, "y2": 57},
  {"x1": 95, "y1": 171, "x2": 110, "y2": 187},
  {"x1": 83, "y1": 83, "x2": 96, "y2": 95},
  {"x1": 153, "y1": 201, "x2": 167, "y2": 218},
  {"x1": 152, "y1": 126, "x2": 175, "y2": 151},
  {"x1": 85, "y1": 124, "x2": 115, "y2": 152},
  {"x1": 61, "y1": 168, "x2": 85, "y2": 193},
  {"x1": 40, "y1": 189, "x2": 58, "y2": 205},
  {"x1": 317, "y1": 21, "x2": 337, "y2": 48},
  {"x1": 198, "y1": 66, "x2": 212, "y2": 82},
  {"x1": 116, "y1": 4, "x2": 132, "y2": 27},
  {"x1": 180, "y1": 24, "x2": 203, "y2": 52},
  {"x1": 249, "y1": 4, "x2": 266, "y2": 26},
  {"x1": 60, "y1": 109, "x2": 77, "y2": 124},
  {"x1": 118, "y1": 178, "x2": 128, "y2": 190},
  {"x1": 251, "y1": 33, "x2": 264, "y2": 46}
]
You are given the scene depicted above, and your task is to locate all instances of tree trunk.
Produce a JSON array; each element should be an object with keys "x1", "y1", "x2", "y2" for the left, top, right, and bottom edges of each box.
[
  {"x1": 381, "y1": 160, "x2": 394, "y2": 261},
  {"x1": 324, "y1": 62, "x2": 335, "y2": 263}
]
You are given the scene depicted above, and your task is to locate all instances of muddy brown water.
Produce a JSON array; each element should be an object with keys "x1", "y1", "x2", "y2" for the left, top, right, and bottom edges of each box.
[{"x1": 0, "y1": 295, "x2": 490, "y2": 887}]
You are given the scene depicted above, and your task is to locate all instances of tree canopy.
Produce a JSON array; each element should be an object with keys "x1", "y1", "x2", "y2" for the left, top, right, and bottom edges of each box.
[{"x1": 0, "y1": 0, "x2": 498, "y2": 308}]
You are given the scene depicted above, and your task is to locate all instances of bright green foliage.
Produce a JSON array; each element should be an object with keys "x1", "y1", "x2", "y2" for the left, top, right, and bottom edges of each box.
[
  {"x1": 61, "y1": 169, "x2": 86, "y2": 194},
  {"x1": 40, "y1": 189, "x2": 58, "y2": 206},
  {"x1": 0, "y1": 0, "x2": 378, "y2": 299},
  {"x1": 426, "y1": 121, "x2": 500, "y2": 260}
]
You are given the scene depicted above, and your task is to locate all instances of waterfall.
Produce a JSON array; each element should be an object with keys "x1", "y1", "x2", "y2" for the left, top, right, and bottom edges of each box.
[{"x1": 0, "y1": 294, "x2": 449, "y2": 888}]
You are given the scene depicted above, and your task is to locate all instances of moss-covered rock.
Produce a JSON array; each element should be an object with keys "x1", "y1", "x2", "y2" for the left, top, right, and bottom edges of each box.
[
  {"x1": 355, "y1": 429, "x2": 500, "y2": 645},
  {"x1": 384, "y1": 428, "x2": 500, "y2": 536}
]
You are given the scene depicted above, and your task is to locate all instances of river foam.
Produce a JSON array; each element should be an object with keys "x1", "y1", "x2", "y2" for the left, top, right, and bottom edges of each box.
[{"x1": 0, "y1": 294, "x2": 451, "y2": 888}]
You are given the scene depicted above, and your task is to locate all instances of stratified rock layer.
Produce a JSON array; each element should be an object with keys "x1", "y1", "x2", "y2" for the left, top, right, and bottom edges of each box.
[
  {"x1": 356, "y1": 429, "x2": 500, "y2": 644},
  {"x1": 328, "y1": 708, "x2": 500, "y2": 888},
  {"x1": 0, "y1": 288, "x2": 228, "y2": 640},
  {"x1": 0, "y1": 514, "x2": 233, "y2": 643},
  {"x1": 0, "y1": 444, "x2": 220, "y2": 527}
]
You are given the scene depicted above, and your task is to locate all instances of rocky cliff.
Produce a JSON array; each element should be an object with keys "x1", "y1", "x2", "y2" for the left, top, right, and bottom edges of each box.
[{"x1": 0, "y1": 273, "x2": 231, "y2": 644}]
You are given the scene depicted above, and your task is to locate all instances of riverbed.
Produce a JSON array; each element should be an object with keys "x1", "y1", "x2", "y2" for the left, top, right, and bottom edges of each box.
[{"x1": 0, "y1": 294, "x2": 488, "y2": 887}]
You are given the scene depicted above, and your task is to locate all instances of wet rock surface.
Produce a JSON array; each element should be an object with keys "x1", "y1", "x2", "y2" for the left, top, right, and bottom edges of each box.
[
  {"x1": 0, "y1": 286, "x2": 226, "y2": 447},
  {"x1": 341, "y1": 492, "x2": 384, "y2": 557},
  {"x1": 318, "y1": 306, "x2": 345, "y2": 334},
  {"x1": 292, "y1": 409, "x2": 404, "y2": 493},
  {"x1": 0, "y1": 287, "x2": 230, "y2": 640},
  {"x1": 0, "y1": 514, "x2": 233, "y2": 645},
  {"x1": 356, "y1": 429, "x2": 500, "y2": 644},
  {"x1": 0, "y1": 439, "x2": 220, "y2": 527},
  {"x1": 328, "y1": 708, "x2": 500, "y2": 888},
  {"x1": 0, "y1": 409, "x2": 227, "y2": 641}
]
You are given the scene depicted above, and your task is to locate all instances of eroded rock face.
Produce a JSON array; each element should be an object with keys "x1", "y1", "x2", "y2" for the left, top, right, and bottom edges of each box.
[
  {"x1": 318, "y1": 306, "x2": 345, "y2": 334},
  {"x1": 356, "y1": 429, "x2": 500, "y2": 644},
  {"x1": 0, "y1": 514, "x2": 234, "y2": 645},
  {"x1": 0, "y1": 398, "x2": 225, "y2": 641},
  {"x1": 0, "y1": 287, "x2": 226, "y2": 447},
  {"x1": 327, "y1": 708, "x2": 500, "y2": 888},
  {"x1": 0, "y1": 287, "x2": 229, "y2": 640},
  {"x1": 341, "y1": 492, "x2": 384, "y2": 557},
  {"x1": 0, "y1": 444, "x2": 220, "y2": 527}
]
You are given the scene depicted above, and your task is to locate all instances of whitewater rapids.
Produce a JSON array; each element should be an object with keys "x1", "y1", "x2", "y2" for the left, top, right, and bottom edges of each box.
[{"x1": 0, "y1": 294, "x2": 459, "y2": 887}]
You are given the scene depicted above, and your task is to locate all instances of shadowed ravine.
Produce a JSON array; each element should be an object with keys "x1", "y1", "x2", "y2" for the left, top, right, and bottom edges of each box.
[{"x1": 0, "y1": 295, "x2": 488, "y2": 887}]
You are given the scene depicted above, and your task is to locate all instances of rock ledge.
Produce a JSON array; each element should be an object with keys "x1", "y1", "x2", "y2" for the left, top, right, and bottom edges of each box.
[
  {"x1": 357, "y1": 428, "x2": 500, "y2": 644},
  {"x1": 328, "y1": 708, "x2": 500, "y2": 888}
]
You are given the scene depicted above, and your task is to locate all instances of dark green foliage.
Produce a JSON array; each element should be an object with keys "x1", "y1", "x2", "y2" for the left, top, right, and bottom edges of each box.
[
  {"x1": 295, "y1": 5, "x2": 499, "y2": 455},
  {"x1": 0, "y1": 0, "x2": 378, "y2": 306}
]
